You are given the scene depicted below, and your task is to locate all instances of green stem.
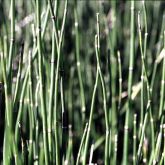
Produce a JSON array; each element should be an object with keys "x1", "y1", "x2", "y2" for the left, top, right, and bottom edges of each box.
[
  {"x1": 117, "y1": 51, "x2": 122, "y2": 110},
  {"x1": 96, "y1": 13, "x2": 110, "y2": 164},
  {"x1": 133, "y1": 114, "x2": 137, "y2": 165},
  {"x1": 15, "y1": 68, "x2": 29, "y2": 144},
  {"x1": 122, "y1": 1, "x2": 134, "y2": 164},
  {"x1": 159, "y1": 31, "x2": 165, "y2": 118},
  {"x1": 53, "y1": 1, "x2": 68, "y2": 164},
  {"x1": 74, "y1": 3, "x2": 86, "y2": 121},
  {"x1": 36, "y1": 0, "x2": 49, "y2": 164},
  {"x1": 8, "y1": 0, "x2": 15, "y2": 83},
  {"x1": 82, "y1": 67, "x2": 99, "y2": 165},
  {"x1": 28, "y1": 50, "x2": 34, "y2": 165},
  {"x1": 13, "y1": 42, "x2": 24, "y2": 106},
  {"x1": 137, "y1": 11, "x2": 154, "y2": 162},
  {"x1": 139, "y1": 0, "x2": 148, "y2": 140},
  {"x1": 48, "y1": 28, "x2": 56, "y2": 161},
  {"x1": 83, "y1": 34, "x2": 100, "y2": 164},
  {"x1": 76, "y1": 123, "x2": 88, "y2": 165},
  {"x1": 47, "y1": 0, "x2": 59, "y2": 49}
]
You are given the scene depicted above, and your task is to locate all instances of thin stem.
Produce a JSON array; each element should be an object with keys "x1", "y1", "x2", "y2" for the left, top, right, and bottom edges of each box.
[
  {"x1": 96, "y1": 13, "x2": 110, "y2": 164},
  {"x1": 13, "y1": 42, "x2": 24, "y2": 105},
  {"x1": 48, "y1": 28, "x2": 56, "y2": 161},
  {"x1": 153, "y1": 127, "x2": 162, "y2": 164},
  {"x1": 31, "y1": 5, "x2": 51, "y2": 62},
  {"x1": 89, "y1": 144, "x2": 94, "y2": 165},
  {"x1": 47, "y1": 0, "x2": 59, "y2": 49},
  {"x1": 60, "y1": 72, "x2": 67, "y2": 161},
  {"x1": 36, "y1": 0, "x2": 49, "y2": 164},
  {"x1": 8, "y1": 0, "x2": 15, "y2": 82},
  {"x1": 82, "y1": 67, "x2": 99, "y2": 165},
  {"x1": 53, "y1": 1, "x2": 68, "y2": 164},
  {"x1": 139, "y1": 0, "x2": 148, "y2": 140},
  {"x1": 137, "y1": 12, "x2": 155, "y2": 162},
  {"x1": 76, "y1": 123, "x2": 88, "y2": 165},
  {"x1": 123, "y1": 1, "x2": 134, "y2": 164},
  {"x1": 142, "y1": 5, "x2": 155, "y2": 152},
  {"x1": 117, "y1": 51, "x2": 122, "y2": 110},
  {"x1": 163, "y1": 125, "x2": 165, "y2": 164},
  {"x1": 133, "y1": 114, "x2": 137, "y2": 165},
  {"x1": 159, "y1": 31, "x2": 165, "y2": 118},
  {"x1": 1, "y1": 52, "x2": 12, "y2": 163},
  {"x1": 15, "y1": 68, "x2": 29, "y2": 144},
  {"x1": 113, "y1": 134, "x2": 118, "y2": 165},
  {"x1": 74, "y1": 3, "x2": 86, "y2": 121},
  {"x1": 28, "y1": 50, "x2": 34, "y2": 165},
  {"x1": 65, "y1": 125, "x2": 73, "y2": 164},
  {"x1": 34, "y1": 81, "x2": 40, "y2": 165}
]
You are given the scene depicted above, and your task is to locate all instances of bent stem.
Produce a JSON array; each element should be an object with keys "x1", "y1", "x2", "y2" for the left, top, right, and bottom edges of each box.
[{"x1": 82, "y1": 35, "x2": 100, "y2": 164}]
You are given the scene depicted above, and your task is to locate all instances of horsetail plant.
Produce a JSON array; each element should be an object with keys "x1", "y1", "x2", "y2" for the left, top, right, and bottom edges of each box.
[
  {"x1": 133, "y1": 114, "x2": 137, "y2": 165},
  {"x1": 122, "y1": 1, "x2": 135, "y2": 164},
  {"x1": 137, "y1": 11, "x2": 155, "y2": 162},
  {"x1": 96, "y1": 13, "x2": 110, "y2": 165},
  {"x1": 117, "y1": 51, "x2": 122, "y2": 110},
  {"x1": 0, "y1": 1, "x2": 165, "y2": 164},
  {"x1": 74, "y1": 2, "x2": 86, "y2": 121},
  {"x1": 139, "y1": 1, "x2": 148, "y2": 139},
  {"x1": 76, "y1": 123, "x2": 88, "y2": 165},
  {"x1": 159, "y1": 31, "x2": 165, "y2": 119},
  {"x1": 53, "y1": 1, "x2": 68, "y2": 164},
  {"x1": 28, "y1": 50, "x2": 34, "y2": 164},
  {"x1": 47, "y1": 23, "x2": 56, "y2": 162},
  {"x1": 36, "y1": 0, "x2": 49, "y2": 163},
  {"x1": 82, "y1": 35, "x2": 99, "y2": 165}
]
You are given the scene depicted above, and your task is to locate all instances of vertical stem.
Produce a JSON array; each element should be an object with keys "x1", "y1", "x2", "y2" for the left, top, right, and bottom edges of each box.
[
  {"x1": 139, "y1": 0, "x2": 148, "y2": 140},
  {"x1": 82, "y1": 67, "x2": 99, "y2": 165},
  {"x1": 133, "y1": 114, "x2": 137, "y2": 165},
  {"x1": 163, "y1": 125, "x2": 165, "y2": 164},
  {"x1": 107, "y1": 49, "x2": 112, "y2": 159},
  {"x1": 13, "y1": 42, "x2": 24, "y2": 105},
  {"x1": 48, "y1": 28, "x2": 55, "y2": 161},
  {"x1": 65, "y1": 125, "x2": 73, "y2": 164},
  {"x1": 143, "y1": 3, "x2": 154, "y2": 152},
  {"x1": 47, "y1": 0, "x2": 59, "y2": 49},
  {"x1": 74, "y1": 3, "x2": 86, "y2": 121},
  {"x1": 53, "y1": 1, "x2": 68, "y2": 164},
  {"x1": 82, "y1": 36, "x2": 100, "y2": 164},
  {"x1": 113, "y1": 134, "x2": 118, "y2": 165},
  {"x1": 8, "y1": 0, "x2": 15, "y2": 80},
  {"x1": 34, "y1": 81, "x2": 40, "y2": 165},
  {"x1": 122, "y1": 1, "x2": 134, "y2": 164},
  {"x1": 159, "y1": 31, "x2": 165, "y2": 118},
  {"x1": 96, "y1": 13, "x2": 110, "y2": 164},
  {"x1": 15, "y1": 69, "x2": 29, "y2": 145},
  {"x1": 36, "y1": 0, "x2": 49, "y2": 164},
  {"x1": 117, "y1": 51, "x2": 122, "y2": 110},
  {"x1": 109, "y1": 2, "x2": 117, "y2": 151},
  {"x1": 60, "y1": 71, "x2": 67, "y2": 161},
  {"x1": 1, "y1": 52, "x2": 12, "y2": 164},
  {"x1": 137, "y1": 11, "x2": 155, "y2": 162},
  {"x1": 3, "y1": 0, "x2": 15, "y2": 162},
  {"x1": 28, "y1": 50, "x2": 34, "y2": 165}
]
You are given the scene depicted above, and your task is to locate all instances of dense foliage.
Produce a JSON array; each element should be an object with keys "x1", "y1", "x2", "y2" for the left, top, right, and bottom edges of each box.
[{"x1": 0, "y1": 0, "x2": 165, "y2": 164}]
